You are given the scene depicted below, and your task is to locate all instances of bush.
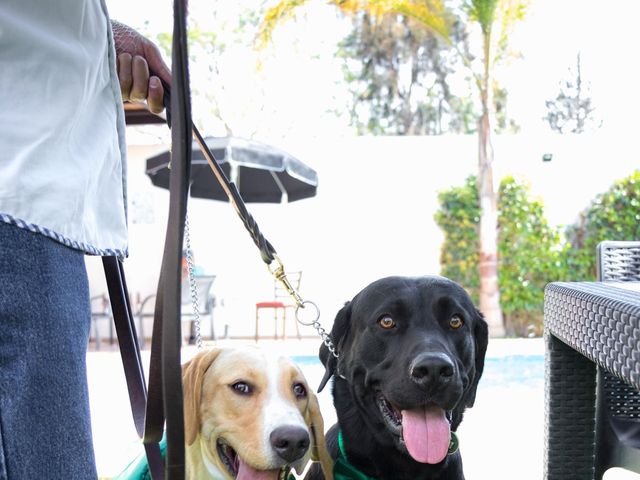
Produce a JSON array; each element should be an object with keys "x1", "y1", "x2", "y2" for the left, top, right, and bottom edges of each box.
[
  {"x1": 497, "y1": 177, "x2": 567, "y2": 336},
  {"x1": 565, "y1": 170, "x2": 640, "y2": 280},
  {"x1": 435, "y1": 170, "x2": 640, "y2": 336},
  {"x1": 435, "y1": 175, "x2": 565, "y2": 337},
  {"x1": 434, "y1": 176, "x2": 480, "y2": 304}
]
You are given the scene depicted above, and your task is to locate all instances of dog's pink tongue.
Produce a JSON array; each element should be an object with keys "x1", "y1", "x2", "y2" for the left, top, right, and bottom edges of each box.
[
  {"x1": 401, "y1": 406, "x2": 450, "y2": 464},
  {"x1": 236, "y1": 459, "x2": 280, "y2": 480}
]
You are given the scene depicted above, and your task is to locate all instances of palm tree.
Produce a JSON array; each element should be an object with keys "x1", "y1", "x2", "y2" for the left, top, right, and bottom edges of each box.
[{"x1": 259, "y1": 0, "x2": 528, "y2": 337}]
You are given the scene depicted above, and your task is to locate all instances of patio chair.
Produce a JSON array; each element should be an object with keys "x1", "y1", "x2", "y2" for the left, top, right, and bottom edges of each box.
[
  {"x1": 181, "y1": 274, "x2": 217, "y2": 344},
  {"x1": 135, "y1": 275, "x2": 217, "y2": 347},
  {"x1": 593, "y1": 241, "x2": 640, "y2": 478},
  {"x1": 255, "y1": 271, "x2": 302, "y2": 341},
  {"x1": 90, "y1": 293, "x2": 113, "y2": 350}
]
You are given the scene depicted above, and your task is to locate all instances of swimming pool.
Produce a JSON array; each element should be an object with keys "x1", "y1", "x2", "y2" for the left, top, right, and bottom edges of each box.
[
  {"x1": 292, "y1": 354, "x2": 545, "y2": 390},
  {"x1": 479, "y1": 355, "x2": 544, "y2": 388}
]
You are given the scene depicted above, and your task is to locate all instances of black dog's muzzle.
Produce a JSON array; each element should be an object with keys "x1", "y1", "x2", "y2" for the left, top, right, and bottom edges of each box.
[{"x1": 409, "y1": 352, "x2": 457, "y2": 390}]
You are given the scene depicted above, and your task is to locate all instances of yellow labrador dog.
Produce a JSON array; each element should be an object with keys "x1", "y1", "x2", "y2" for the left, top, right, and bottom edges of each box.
[{"x1": 182, "y1": 346, "x2": 333, "y2": 480}]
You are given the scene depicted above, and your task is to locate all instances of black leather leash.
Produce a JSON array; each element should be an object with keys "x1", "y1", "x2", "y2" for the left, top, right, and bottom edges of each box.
[
  {"x1": 105, "y1": 0, "x2": 290, "y2": 477},
  {"x1": 142, "y1": 0, "x2": 279, "y2": 475},
  {"x1": 103, "y1": 257, "x2": 165, "y2": 479},
  {"x1": 104, "y1": 0, "x2": 190, "y2": 478},
  {"x1": 142, "y1": 0, "x2": 191, "y2": 478}
]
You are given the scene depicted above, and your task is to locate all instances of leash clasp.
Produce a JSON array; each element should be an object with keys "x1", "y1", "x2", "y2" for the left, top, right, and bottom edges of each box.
[
  {"x1": 267, "y1": 256, "x2": 334, "y2": 357},
  {"x1": 268, "y1": 255, "x2": 304, "y2": 308}
]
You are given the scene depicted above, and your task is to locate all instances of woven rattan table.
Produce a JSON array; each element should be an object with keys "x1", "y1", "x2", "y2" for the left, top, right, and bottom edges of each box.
[{"x1": 544, "y1": 281, "x2": 640, "y2": 479}]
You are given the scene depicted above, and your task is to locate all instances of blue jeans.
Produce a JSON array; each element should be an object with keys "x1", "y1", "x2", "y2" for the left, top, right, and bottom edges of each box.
[{"x1": 0, "y1": 222, "x2": 96, "y2": 479}]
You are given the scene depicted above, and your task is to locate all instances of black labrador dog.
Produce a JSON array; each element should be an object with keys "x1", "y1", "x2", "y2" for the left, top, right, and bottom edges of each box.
[{"x1": 307, "y1": 275, "x2": 488, "y2": 480}]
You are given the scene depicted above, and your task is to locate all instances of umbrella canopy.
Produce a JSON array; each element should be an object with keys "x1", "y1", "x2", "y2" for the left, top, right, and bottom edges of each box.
[{"x1": 145, "y1": 136, "x2": 318, "y2": 203}]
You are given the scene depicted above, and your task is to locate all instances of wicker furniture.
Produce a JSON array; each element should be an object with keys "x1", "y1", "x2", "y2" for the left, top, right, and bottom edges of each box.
[{"x1": 544, "y1": 241, "x2": 640, "y2": 479}]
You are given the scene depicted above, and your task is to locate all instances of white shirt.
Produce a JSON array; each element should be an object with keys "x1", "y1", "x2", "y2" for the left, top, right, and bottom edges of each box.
[{"x1": 0, "y1": 0, "x2": 128, "y2": 256}]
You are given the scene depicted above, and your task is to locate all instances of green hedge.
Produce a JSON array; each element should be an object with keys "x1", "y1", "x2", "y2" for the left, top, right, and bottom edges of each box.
[
  {"x1": 497, "y1": 177, "x2": 567, "y2": 335},
  {"x1": 435, "y1": 170, "x2": 640, "y2": 337},
  {"x1": 565, "y1": 170, "x2": 640, "y2": 280},
  {"x1": 434, "y1": 176, "x2": 481, "y2": 303},
  {"x1": 435, "y1": 175, "x2": 565, "y2": 336}
]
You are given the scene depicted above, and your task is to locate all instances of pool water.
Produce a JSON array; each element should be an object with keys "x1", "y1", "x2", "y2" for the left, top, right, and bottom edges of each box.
[
  {"x1": 480, "y1": 355, "x2": 544, "y2": 389},
  {"x1": 292, "y1": 354, "x2": 545, "y2": 389}
]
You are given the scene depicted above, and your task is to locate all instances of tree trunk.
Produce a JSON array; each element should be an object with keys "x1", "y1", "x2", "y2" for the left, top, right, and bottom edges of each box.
[
  {"x1": 477, "y1": 30, "x2": 504, "y2": 337},
  {"x1": 478, "y1": 107, "x2": 504, "y2": 336}
]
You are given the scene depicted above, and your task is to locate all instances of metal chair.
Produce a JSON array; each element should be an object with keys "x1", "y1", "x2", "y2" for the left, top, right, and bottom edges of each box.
[
  {"x1": 90, "y1": 293, "x2": 113, "y2": 350},
  {"x1": 594, "y1": 241, "x2": 640, "y2": 478},
  {"x1": 136, "y1": 275, "x2": 217, "y2": 347},
  {"x1": 181, "y1": 274, "x2": 217, "y2": 344},
  {"x1": 255, "y1": 271, "x2": 302, "y2": 342}
]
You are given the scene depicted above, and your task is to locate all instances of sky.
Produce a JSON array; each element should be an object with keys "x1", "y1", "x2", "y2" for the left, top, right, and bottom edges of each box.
[{"x1": 502, "y1": 0, "x2": 640, "y2": 134}]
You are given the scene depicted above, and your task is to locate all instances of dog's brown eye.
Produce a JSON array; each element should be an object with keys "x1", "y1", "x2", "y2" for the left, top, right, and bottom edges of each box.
[
  {"x1": 378, "y1": 315, "x2": 396, "y2": 329},
  {"x1": 293, "y1": 383, "x2": 307, "y2": 399},
  {"x1": 450, "y1": 315, "x2": 464, "y2": 329},
  {"x1": 231, "y1": 382, "x2": 251, "y2": 395}
]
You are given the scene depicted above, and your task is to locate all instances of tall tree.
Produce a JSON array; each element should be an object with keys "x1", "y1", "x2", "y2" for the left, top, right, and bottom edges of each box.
[
  {"x1": 544, "y1": 53, "x2": 601, "y2": 134},
  {"x1": 259, "y1": 0, "x2": 527, "y2": 336},
  {"x1": 155, "y1": 2, "x2": 272, "y2": 137},
  {"x1": 340, "y1": 12, "x2": 476, "y2": 135},
  {"x1": 339, "y1": 10, "x2": 519, "y2": 136}
]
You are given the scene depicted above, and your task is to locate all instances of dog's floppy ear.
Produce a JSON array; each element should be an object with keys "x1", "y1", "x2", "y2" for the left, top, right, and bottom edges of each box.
[
  {"x1": 465, "y1": 308, "x2": 489, "y2": 408},
  {"x1": 304, "y1": 391, "x2": 334, "y2": 480},
  {"x1": 182, "y1": 348, "x2": 223, "y2": 445},
  {"x1": 317, "y1": 301, "x2": 352, "y2": 392}
]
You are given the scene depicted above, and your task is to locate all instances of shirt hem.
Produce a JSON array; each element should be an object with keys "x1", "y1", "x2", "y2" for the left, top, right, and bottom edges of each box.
[{"x1": 0, "y1": 213, "x2": 128, "y2": 258}]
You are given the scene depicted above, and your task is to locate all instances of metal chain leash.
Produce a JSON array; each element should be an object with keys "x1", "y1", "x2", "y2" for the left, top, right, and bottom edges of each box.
[
  {"x1": 172, "y1": 104, "x2": 333, "y2": 356},
  {"x1": 186, "y1": 221, "x2": 334, "y2": 355},
  {"x1": 268, "y1": 256, "x2": 338, "y2": 359},
  {"x1": 181, "y1": 105, "x2": 335, "y2": 357},
  {"x1": 302, "y1": 306, "x2": 338, "y2": 359},
  {"x1": 184, "y1": 213, "x2": 202, "y2": 349}
]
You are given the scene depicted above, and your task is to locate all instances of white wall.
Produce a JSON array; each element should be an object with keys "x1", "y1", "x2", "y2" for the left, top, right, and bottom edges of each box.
[{"x1": 86, "y1": 131, "x2": 639, "y2": 341}]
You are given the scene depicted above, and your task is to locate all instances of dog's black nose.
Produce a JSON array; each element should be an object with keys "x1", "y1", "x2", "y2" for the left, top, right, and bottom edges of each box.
[
  {"x1": 410, "y1": 352, "x2": 455, "y2": 387},
  {"x1": 270, "y1": 426, "x2": 310, "y2": 463}
]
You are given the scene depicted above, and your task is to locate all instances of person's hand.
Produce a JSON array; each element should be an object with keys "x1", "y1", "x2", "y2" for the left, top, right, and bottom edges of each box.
[{"x1": 111, "y1": 20, "x2": 171, "y2": 114}]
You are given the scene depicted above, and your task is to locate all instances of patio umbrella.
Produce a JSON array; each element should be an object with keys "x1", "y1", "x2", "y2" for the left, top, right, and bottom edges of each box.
[{"x1": 145, "y1": 136, "x2": 318, "y2": 203}]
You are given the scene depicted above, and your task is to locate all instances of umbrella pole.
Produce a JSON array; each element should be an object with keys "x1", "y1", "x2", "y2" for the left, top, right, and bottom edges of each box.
[
  {"x1": 269, "y1": 171, "x2": 288, "y2": 203},
  {"x1": 230, "y1": 162, "x2": 240, "y2": 191}
]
